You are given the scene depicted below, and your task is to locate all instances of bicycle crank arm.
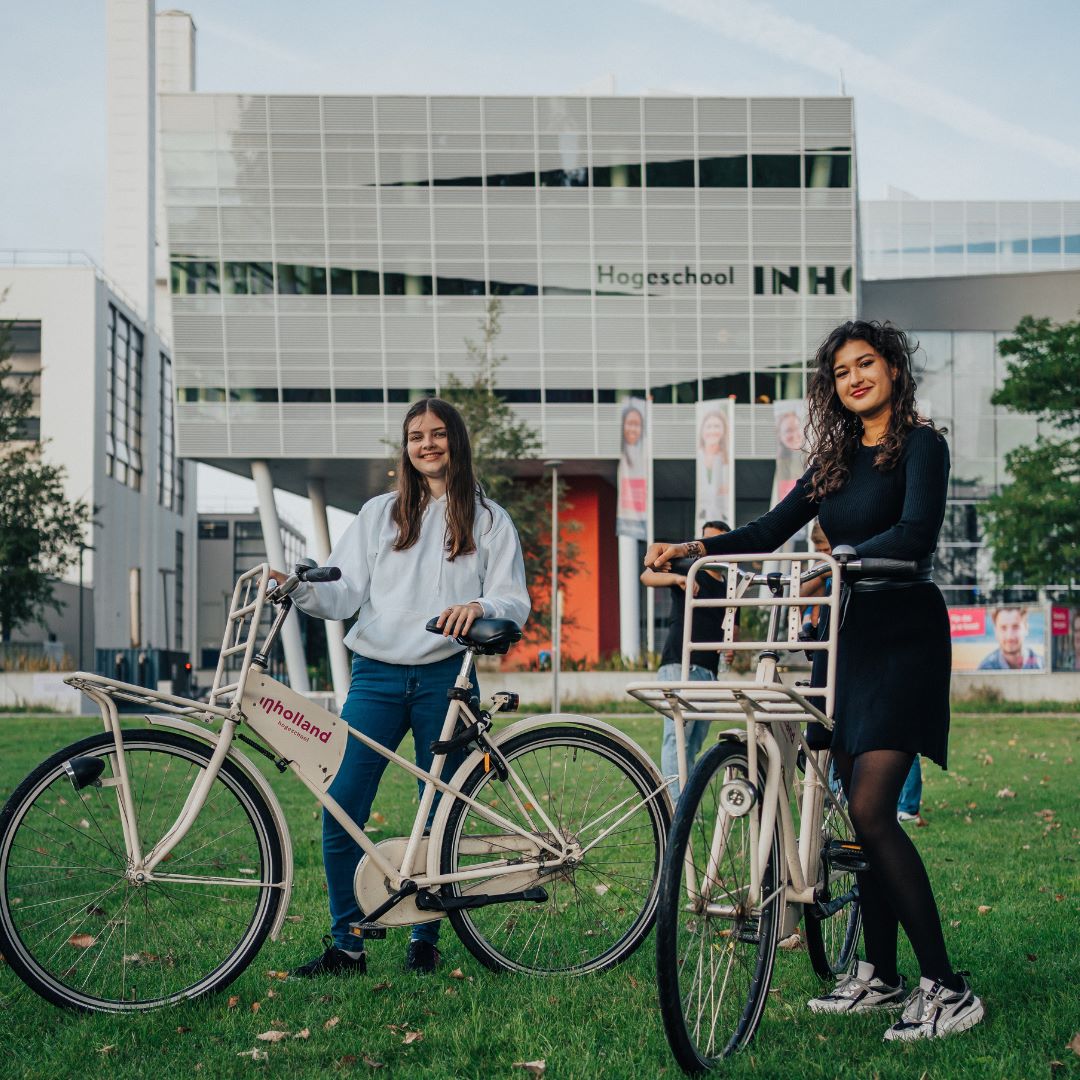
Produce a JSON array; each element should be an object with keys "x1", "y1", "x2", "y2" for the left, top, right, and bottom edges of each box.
[
  {"x1": 811, "y1": 885, "x2": 859, "y2": 920},
  {"x1": 414, "y1": 886, "x2": 548, "y2": 912}
]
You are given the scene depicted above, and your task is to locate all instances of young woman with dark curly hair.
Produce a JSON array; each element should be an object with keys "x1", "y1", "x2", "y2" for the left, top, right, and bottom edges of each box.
[{"x1": 646, "y1": 320, "x2": 984, "y2": 1042}]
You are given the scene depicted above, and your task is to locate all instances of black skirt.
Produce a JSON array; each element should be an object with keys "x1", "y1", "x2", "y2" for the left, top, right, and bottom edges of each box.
[{"x1": 811, "y1": 582, "x2": 951, "y2": 769}]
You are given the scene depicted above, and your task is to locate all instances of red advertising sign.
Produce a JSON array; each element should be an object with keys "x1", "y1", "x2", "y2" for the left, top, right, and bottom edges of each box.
[
  {"x1": 1051, "y1": 606, "x2": 1071, "y2": 636},
  {"x1": 949, "y1": 608, "x2": 986, "y2": 637}
]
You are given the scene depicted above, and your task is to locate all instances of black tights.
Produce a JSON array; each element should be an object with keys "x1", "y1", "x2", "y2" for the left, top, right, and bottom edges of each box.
[{"x1": 832, "y1": 748, "x2": 956, "y2": 988}]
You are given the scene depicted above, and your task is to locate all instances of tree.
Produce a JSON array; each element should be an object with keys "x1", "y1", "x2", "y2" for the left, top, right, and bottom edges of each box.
[
  {"x1": 440, "y1": 299, "x2": 581, "y2": 644},
  {"x1": 0, "y1": 318, "x2": 93, "y2": 640},
  {"x1": 982, "y1": 314, "x2": 1080, "y2": 588}
]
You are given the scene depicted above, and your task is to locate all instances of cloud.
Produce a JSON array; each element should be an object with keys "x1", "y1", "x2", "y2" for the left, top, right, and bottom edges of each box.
[{"x1": 642, "y1": 0, "x2": 1080, "y2": 174}]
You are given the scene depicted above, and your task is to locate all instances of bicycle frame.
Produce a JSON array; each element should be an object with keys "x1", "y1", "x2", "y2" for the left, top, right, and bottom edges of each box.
[
  {"x1": 627, "y1": 552, "x2": 849, "y2": 929},
  {"x1": 65, "y1": 565, "x2": 667, "y2": 930}
]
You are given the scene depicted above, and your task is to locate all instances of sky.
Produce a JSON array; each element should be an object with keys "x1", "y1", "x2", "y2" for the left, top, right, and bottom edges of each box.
[{"x1": 3, "y1": 0, "x2": 1079, "y2": 540}]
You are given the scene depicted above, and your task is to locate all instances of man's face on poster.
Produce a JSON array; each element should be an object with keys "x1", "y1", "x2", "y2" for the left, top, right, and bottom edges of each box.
[{"x1": 993, "y1": 609, "x2": 1028, "y2": 664}]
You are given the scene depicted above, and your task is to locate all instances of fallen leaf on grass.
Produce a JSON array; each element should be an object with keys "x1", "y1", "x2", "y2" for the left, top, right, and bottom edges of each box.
[
  {"x1": 372, "y1": 980, "x2": 392, "y2": 992},
  {"x1": 449, "y1": 968, "x2": 465, "y2": 980},
  {"x1": 68, "y1": 933, "x2": 96, "y2": 948},
  {"x1": 255, "y1": 1030, "x2": 288, "y2": 1043},
  {"x1": 816, "y1": 1034, "x2": 827, "y2": 1042},
  {"x1": 996, "y1": 788, "x2": 1016, "y2": 799},
  {"x1": 324, "y1": 1016, "x2": 340, "y2": 1030},
  {"x1": 266, "y1": 989, "x2": 277, "y2": 999},
  {"x1": 1055, "y1": 894, "x2": 1065, "y2": 902},
  {"x1": 363, "y1": 1056, "x2": 385, "y2": 1069},
  {"x1": 977, "y1": 905, "x2": 992, "y2": 915},
  {"x1": 402, "y1": 1030, "x2": 423, "y2": 1045},
  {"x1": 513, "y1": 1061, "x2": 546, "y2": 1076},
  {"x1": 78, "y1": 819, "x2": 91, "y2": 829},
  {"x1": 250, "y1": 1000, "x2": 260, "y2": 1014},
  {"x1": 177, "y1": 1026, "x2": 191, "y2": 1034},
  {"x1": 1035, "y1": 809, "x2": 1056, "y2": 822},
  {"x1": 237, "y1": 1049, "x2": 268, "y2": 1061},
  {"x1": 227, "y1": 995, "x2": 240, "y2": 1009},
  {"x1": 266, "y1": 970, "x2": 288, "y2": 980},
  {"x1": 627, "y1": 973, "x2": 639, "y2": 990},
  {"x1": 1068, "y1": 1032, "x2": 1080, "y2": 1056},
  {"x1": 293, "y1": 1029, "x2": 310, "y2": 1040},
  {"x1": 284, "y1": 914, "x2": 303, "y2": 923},
  {"x1": 778, "y1": 931, "x2": 802, "y2": 950},
  {"x1": 949, "y1": 920, "x2": 961, "y2": 928},
  {"x1": 370, "y1": 811, "x2": 386, "y2": 825},
  {"x1": 97, "y1": 1045, "x2": 116, "y2": 1055},
  {"x1": 445, "y1": 988, "x2": 457, "y2": 997},
  {"x1": 593, "y1": 883, "x2": 609, "y2": 896}
]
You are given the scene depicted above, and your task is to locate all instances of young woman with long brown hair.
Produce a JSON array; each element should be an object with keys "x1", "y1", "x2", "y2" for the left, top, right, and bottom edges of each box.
[
  {"x1": 647, "y1": 320, "x2": 984, "y2": 1042},
  {"x1": 277, "y1": 398, "x2": 530, "y2": 977}
]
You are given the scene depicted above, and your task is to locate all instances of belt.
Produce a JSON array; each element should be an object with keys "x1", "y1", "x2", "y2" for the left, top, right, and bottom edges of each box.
[{"x1": 851, "y1": 571, "x2": 933, "y2": 593}]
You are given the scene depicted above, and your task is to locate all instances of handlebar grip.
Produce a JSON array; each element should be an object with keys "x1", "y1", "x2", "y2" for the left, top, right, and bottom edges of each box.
[
  {"x1": 854, "y1": 557, "x2": 920, "y2": 576},
  {"x1": 301, "y1": 566, "x2": 342, "y2": 583},
  {"x1": 664, "y1": 557, "x2": 698, "y2": 575}
]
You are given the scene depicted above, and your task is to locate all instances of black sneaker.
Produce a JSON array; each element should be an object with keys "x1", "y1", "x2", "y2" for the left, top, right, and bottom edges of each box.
[
  {"x1": 290, "y1": 934, "x2": 367, "y2": 979},
  {"x1": 405, "y1": 940, "x2": 440, "y2": 974}
]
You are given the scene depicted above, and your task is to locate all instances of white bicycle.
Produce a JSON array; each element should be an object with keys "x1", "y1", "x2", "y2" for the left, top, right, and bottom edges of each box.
[{"x1": 0, "y1": 562, "x2": 671, "y2": 1012}]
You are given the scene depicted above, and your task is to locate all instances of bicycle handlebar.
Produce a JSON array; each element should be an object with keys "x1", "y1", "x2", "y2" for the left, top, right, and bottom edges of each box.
[
  {"x1": 661, "y1": 550, "x2": 919, "y2": 586},
  {"x1": 266, "y1": 561, "x2": 341, "y2": 602}
]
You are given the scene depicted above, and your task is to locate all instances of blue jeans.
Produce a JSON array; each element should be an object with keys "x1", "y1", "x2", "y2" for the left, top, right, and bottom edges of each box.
[
  {"x1": 324, "y1": 652, "x2": 474, "y2": 950},
  {"x1": 658, "y1": 663, "x2": 717, "y2": 798},
  {"x1": 897, "y1": 755, "x2": 923, "y2": 816}
]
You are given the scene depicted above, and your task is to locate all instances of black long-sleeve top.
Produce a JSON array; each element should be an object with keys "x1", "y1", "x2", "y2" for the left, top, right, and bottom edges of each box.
[{"x1": 702, "y1": 426, "x2": 950, "y2": 561}]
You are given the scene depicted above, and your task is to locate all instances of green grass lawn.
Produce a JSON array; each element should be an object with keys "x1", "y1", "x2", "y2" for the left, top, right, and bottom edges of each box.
[{"x1": 0, "y1": 710, "x2": 1077, "y2": 1080}]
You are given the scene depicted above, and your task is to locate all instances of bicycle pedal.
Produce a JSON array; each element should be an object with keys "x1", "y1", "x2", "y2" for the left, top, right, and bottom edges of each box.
[
  {"x1": 348, "y1": 922, "x2": 387, "y2": 940},
  {"x1": 824, "y1": 839, "x2": 870, "y2": 873}
]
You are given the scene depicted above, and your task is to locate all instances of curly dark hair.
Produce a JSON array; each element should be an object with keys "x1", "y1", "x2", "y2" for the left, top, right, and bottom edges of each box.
[{"x1": 805, "y1": 320, "x2": 942, "y2": 499}]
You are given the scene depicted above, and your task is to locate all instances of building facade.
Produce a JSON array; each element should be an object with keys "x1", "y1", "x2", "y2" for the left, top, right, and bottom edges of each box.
[{"x1": 160, "y1": 92, "x2": 858, "y2": 659}]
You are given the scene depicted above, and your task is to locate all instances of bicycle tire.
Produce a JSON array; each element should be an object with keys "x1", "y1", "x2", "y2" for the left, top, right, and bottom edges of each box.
[
  {"x1": 0, "y1": 730, "x2": 284, "y2": 1012},
  {"x1": 439, "y1": 725, "x2": 669, "y2": 975},
  {"x1": 656, "y1": 741, "x2": 782, "y2": 1073},
  {"x1": 803, "y1": 753, "x2": 862, "y2": 979}
]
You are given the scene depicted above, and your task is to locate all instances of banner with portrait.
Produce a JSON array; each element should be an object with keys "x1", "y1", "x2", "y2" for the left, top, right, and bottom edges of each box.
[
  {"x1": 694, "y1": 398, "x2": 735, "y2": 533},
  {"x1": 616, "y1": 396, "x2": 648, "y2": 540},
  {"x1": 770, "y1": 399, "x2": 808, "y2": 550},
  {"x1": 948, "y1": 605, "x2": 1047, "y2": 674},
  {"x1": 1050, "y1": 605, "x2": 1080, "y2": 671}
]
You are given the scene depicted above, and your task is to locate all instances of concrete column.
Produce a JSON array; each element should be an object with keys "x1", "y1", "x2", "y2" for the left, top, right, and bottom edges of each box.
[
  {"x1": 307, "y1": 478, "x2": 351, "y2": 711},
  {"x1": 251, "y1": 461, "x2": 310, "y2": 693},
  {"x1": 618, "y1": 534, "x2": 641, "y2": 663}
]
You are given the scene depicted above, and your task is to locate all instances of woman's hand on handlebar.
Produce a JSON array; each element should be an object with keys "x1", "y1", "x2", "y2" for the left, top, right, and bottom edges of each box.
[
  {"x1": 267, "y1": 567, "x2": 289, "y2": 588},
  {"x1": 644, "y1": 540, "x2": 704, "y2": 571},
  {"x1": 437, "y1": 601, "x2": 484, "y2": 638}
]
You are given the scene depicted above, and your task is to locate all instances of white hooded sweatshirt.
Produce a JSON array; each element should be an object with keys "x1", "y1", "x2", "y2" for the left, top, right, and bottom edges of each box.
[{"x1": 290, "y1": 491, "x2": 531, "y2": 665}]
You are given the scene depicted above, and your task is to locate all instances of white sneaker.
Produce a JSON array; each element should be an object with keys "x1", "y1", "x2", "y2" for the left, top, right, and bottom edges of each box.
[
  {"x1": 897, "y1": 810, "x2": 919, "y2": 823},
  {"x1": 808, "y1": 961, "x2": 907, "y2": 1013},
  {"x1": 883, "y1": 974, "x2": 984, "y2": 1041}
]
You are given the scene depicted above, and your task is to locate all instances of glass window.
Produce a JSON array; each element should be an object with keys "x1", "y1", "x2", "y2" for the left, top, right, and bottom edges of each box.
[
  {"x1": 1, "y1": 319, "x2": 42, "y2": 441},
  {"x1": 546, "y1": 389, "x2": 594, "y2": 403},
  {"x1": 495, "y1": 388, "x2": 541, "y2": 403},
  {"x1": 335, "y1": 388, "x2": 383, "y2": 403},
  {"x1": 436, "y1": 276, "x2": 486, "y2": 296},
  {"x1": 539, "y1": 167, "x2": 588, "y2": 187},
  {"x1": 751, "y1": 155, "x2": 801, "y2": 187},
  {"x1": 198, "y1": 520, "x2": 229, "y2": 540},
  {"x1": 597, "y1": 389, "x2": 617, "y2": 404},
  {"x1": 157, "y1": 352, "x2": 183, "y2": 512},
  {"x1": 1065, "y1": 234, "x2": 1080, "y2": 254},
  {"x1": 1011, "y1": 237, "x2": 1029, "y2": 254},
  {"x1": 1032, "y1": 234, "x2": 1062, "y2": 254},
  {"x1": 281, "y1": 388, "x2": 331, "y2": 403},
  {"x1": 229, "y1": 388, "x2": 279, "y2": 403},
  {"x1": 170, "y1": 261, "x2": 220, "y2": 295},
  {"x1": 277, "y1": 264, "x2": 327, "y2": 295},
  {"x1": 383, "y1": 272, "x2": 406, "y2": 296},
  {"x1": 645, "y1": 160, "x2": 694, "y2": 188},
  {"x1": 179, "y1": 387, "x2": 226, "y2": 402},
  {"x1": 967, "y1": 241, "x2": 995, "y2": 254},
  {"x1": 702, "y1": 373, "x2": 751, "y2": 403},
  {"x1": 488, "y1": 170, "x2": 536, "y2": 187},
  {"x1": 490, "y1": 279, "x2": 538, "y2": 296},
  {"x1": 105, "y1": 305, "x2": 144, "y2": 490},
  {"x1": 174, "y1": 530, "x2": 184, "y2": 650},
  {"x1": 432, "y1": 174, "x2": 481, "y2": 187},
  {"x1": 804, "y1": 154, "x2": 851, "y2": 188},
  {"x1": 223, "y1": 262, "x2": 274, "y2": 295},
  {"x1": 592, "y1": 164, "x2": 641, "y2": 188},
  {"x1": 699, "y1": 155, "x2": 748, "y2": 188}
]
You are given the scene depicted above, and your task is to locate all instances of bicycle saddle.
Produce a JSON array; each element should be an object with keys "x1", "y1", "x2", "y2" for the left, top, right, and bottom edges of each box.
[{"x1": 424, "y1": 616, "x2": 522, "y2": 654}]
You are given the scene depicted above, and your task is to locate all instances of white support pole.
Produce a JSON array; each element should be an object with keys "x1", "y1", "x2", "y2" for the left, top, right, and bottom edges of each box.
[
  {"x1": 251, "y1": 461, "x2": 310, "y2": 694},
  {"x1": 645, "y1": 396, "x2": 656, "y2": 659},
  {"x1": 307, "y1": 478, "x2": 351, "y2": 712},
  {"x1": 618, "y1": 534, "x2": 641, "y2": 664},
  {"x1": 544, "y1": 460, "x2": 562, "y2": 711}
]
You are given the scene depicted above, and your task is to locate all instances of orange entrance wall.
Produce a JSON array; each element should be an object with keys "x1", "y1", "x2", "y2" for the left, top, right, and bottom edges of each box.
[{"x1": 506, "y1": 476, "x2": 620, "y2": 669}]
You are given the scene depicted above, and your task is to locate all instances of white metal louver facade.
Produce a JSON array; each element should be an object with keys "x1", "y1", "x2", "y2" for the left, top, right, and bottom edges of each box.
[{"x1": 160, "y1": 94, "x2": 857, "y2": 497}]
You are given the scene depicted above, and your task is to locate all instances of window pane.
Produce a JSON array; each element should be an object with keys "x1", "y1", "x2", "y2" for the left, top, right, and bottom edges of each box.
[
  {"x1": 539, "y1": 167, "x2": 588, "y2": 187},
  {"x1": 488, "y1": 170, "x2": 536, "y2": 187},
  {"x1": 752, "y1": 155, "x2": 801, "y2": 187},
  {"x1": 335, "y1": 388, "x2": 383, "y2": 403},
  {"x1": 277, "y1": 264, "x2": 327, "y2": 295},
  {"x1": 592, "y1": 164, "x2": 641, "y2": 188},
  {"x1": 645, "y1": 160, "x2": 694, "y2": 188},
  {"x1": 281, "y1": 388, "x2": 331, "y2": 403},
  {"x1": 804, "y1": 154, "x2": 851, "y2": 188},
  {"x1": 229, "y1": 388, "x2": 280, "y2": 403},
  {"x1": 698, "y1": 156, "x2": 747, "y2": 188}
]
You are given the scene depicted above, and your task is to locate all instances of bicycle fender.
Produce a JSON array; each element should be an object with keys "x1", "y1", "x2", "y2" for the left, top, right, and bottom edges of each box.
[
  {"x1": 424, "y1": 713, "x2": 671, "y2": 880},
  {"x1": 142, "y1": 715, "x2": 294, "y2": 942}
]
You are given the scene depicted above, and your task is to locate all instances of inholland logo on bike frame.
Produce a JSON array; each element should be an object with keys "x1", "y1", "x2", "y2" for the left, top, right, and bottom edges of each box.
[{"x1": 257, "y1": 696, "x2": 332, "y2": 744}]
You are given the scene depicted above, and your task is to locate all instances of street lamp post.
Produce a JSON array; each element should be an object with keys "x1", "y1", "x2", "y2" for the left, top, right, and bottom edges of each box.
[
  {"x1": 77, "y1": 542, "x2": 94, "y2": 672},
  {"x1": 544, "y1": 459, "x2": 562, "y2": 712}
]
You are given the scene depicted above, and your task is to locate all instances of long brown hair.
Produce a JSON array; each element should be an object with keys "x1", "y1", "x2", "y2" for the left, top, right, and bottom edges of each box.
[
  {"x1": 805, "y1": 320, "x2": 943, "y2": 499},
  {"x1": 390, "y1": 398, "x2": 488, "y2": 559}
]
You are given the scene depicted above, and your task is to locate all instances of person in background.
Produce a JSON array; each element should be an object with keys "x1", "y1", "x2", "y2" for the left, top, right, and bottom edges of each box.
[
  {"x1": 642, "y1": 520, "x2": 738, "y2": 796},
  {"x1": 978, "y1": 607, "x2": 1043, "y2": 670}
]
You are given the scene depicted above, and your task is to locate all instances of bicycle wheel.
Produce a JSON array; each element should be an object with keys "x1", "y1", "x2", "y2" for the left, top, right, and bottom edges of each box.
[
  {"x1": 656, "y1": 741, "x2": 782, "y2": 1073},
  {"x1": 0, "y1": 730, "x2": 284, "y2": 1012},
  {"x1": 439, "y1": 725, "x2": 669, "y2": 975},
  {"x1": 803, "y1": 752, "x2": 862, "y2": 979}
]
